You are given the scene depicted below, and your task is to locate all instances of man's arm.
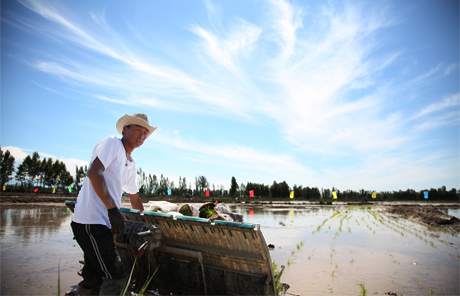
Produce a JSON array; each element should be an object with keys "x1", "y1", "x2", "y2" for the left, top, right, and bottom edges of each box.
[
  {"x1": 128, "y1": 193, "x2": 144, "y2": 211},
  {"x1": 87, "y1": 157, "x2": 117, "y2": 209}
]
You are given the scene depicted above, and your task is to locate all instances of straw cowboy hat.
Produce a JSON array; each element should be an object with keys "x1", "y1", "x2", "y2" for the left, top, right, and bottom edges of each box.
[{"x1": 116, "y1": 113, "x2": 157, "y2": 138}]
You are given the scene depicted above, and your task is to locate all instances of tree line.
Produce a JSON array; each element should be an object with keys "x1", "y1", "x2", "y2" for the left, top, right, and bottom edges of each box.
[
  {"x1": 1, "y1": 148, "x2": 75, "y2": 190},
  {"x1": 1, "y1": 147, "x2": 459, "y2": 201}
]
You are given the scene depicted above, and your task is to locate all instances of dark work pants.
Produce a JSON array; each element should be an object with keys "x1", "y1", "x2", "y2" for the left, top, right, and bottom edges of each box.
[{"x1": 71, "y1": 222, "x2": 127, "y2": 290}]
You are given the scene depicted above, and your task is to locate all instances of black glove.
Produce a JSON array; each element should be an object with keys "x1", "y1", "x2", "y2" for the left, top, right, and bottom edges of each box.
[{"x1": 108, "y1": 207, "x2": 125, "y2": 234}]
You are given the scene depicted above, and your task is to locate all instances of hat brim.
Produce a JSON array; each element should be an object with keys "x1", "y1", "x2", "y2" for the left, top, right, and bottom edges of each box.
[{"x1": 116, "y1": 115, "x2": 157, "y2": 138}]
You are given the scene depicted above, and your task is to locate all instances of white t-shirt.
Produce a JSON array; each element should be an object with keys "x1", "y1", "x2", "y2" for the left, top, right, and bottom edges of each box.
[{"x1": 73, "y1": 136, "x2": 138, "y2": 228}]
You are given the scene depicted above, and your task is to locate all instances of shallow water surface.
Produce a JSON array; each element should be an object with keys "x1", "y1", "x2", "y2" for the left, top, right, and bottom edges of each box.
[{"x1": 1, "y1": 203, "x2": 459, "y2": 295}]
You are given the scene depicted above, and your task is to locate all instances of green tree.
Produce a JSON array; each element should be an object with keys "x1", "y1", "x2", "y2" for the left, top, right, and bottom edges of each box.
[
  {"x1": 270, "y1": 181, "x2": 290, "y2": 198},
  {"x1": 239, "y1": 183, "x2": 246, "y2": 197},
  {"x1": 55, "y1": 160, "x2": 73, "y2": 188},
  {"x1": 148, "y1": 174, "x2": 158, "y2": 195},
  {"x1": 159, "y1": 174, "x2": 169, "y2": 196},
  {"x1": 15, "y1": 163, "x2": 26, "y2": 185},
  {"x1": 30, "y1": 152, "x2": 41, "y2": 186},
  {"x1": 195, "y1": 175, "x2": 208, "y2": 196},
  {"x1": 16, "y1": 156, "x2": 31, "y2": 186},
  {"x1": 0, "y1": 148, "x2": 15, "y2": 187},
  {"x1": 137, "y1": 168, "x2": 147, "y2": 194},
  {"x1": 230, "y1": 176, "x2": 239, "y2": 197},
  {"x1": 74, "y1": 165, "x2": 87, "y2": 191},
  {"x1": 246, "y1": 182, "x2": 270, "y2": 197},
  {"x1": 41, "y1": 158, "x2": 54, "y2": 188},
  {"x1": 178, "y1": 176, "x2": 187, "y2": 196},
  {"x1": 19, "y1": 152, "x2": 41, "y2": 186}
]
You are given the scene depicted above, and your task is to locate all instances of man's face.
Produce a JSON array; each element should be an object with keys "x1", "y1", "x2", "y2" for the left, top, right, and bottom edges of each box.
[{"x1": 123, "y1": 124, "x2": 149, "y2": 149}]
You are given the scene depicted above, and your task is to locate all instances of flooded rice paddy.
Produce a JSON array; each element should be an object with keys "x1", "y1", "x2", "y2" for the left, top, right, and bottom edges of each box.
[{"x1": 1, "y1": 202, "x2": 459, "y2": 295}]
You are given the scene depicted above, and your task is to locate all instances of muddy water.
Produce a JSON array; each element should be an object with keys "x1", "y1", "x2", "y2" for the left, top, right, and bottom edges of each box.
[{"x1": 1, "y1": 203, "x2": 459, "y2": 295}]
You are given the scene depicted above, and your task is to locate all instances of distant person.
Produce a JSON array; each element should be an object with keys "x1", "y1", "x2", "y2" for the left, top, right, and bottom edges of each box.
[{"x1": 69, "y1": 113, "x2": 156, "y2": 296}]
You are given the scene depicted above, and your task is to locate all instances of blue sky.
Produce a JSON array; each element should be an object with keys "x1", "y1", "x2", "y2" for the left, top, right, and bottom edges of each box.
[{"x1": 1, "y1": 0, "x2": 459, "y2": 192}]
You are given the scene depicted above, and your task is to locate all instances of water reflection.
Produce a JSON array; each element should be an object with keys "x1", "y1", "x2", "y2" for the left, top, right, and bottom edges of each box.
[
  {"x1": 232, "y1": 203, "x2": 345, "y2": 228},
  {"x1": 439, "y1": 208, "x2": 460, "y2": 219},
  {"x1": 1, "y1": 206, "x2": 72, "y2": 246}
]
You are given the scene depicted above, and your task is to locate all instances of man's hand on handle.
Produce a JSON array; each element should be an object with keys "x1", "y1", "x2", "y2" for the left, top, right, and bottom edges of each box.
[{"x1": 108, "y1": 207, "x2": 125, "y2": 234}]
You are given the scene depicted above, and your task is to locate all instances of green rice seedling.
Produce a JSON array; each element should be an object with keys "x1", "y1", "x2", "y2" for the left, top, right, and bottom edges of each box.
[
  {"x1": 357, "y1": 283, "x2": 367, "y2": 296},
  {"x1": 271, "y1": 262, "x2": 283, "y2": 294},
  {"x1": 121, "y1": 256, "x2": 138, "y2": 296},
  {"x1": 334, "y1": 231, "x2": 339, "y2": 240},
  {"x1": 199, "y1": 206, "x2": 218, "y2": 218},
  {"x1": 57, "y1": 261, "x2": 60, "y2": 296},
  {"x1": 448, "y1": 253, "x2": 460, "y2": 259},
  {"x1": 330, "y1": 245, "x2": 336, "y2": 255},
  {"x1": 138, "y1": 265, "x2": 160, "y2": 296},
  {"x1": 426, "y1": 287, "x2": 434, "y2": 295},
  {"x1": 178, "y1": 204, "x2": 193, "y2": 216}
]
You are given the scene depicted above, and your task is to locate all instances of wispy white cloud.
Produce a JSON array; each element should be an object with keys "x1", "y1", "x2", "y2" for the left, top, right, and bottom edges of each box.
[
  {"x1": 410, "y1": 63, "x2": 444, "y2": 85},
  {"x1": 267, "y1": 0, "x2": 303, "y2": 59},
  {"x1": 260, "y1": 1, "x2": 403, "y2": 155},
  {"x1": 190, "y1": 21, "x2": 261, "y2": 73},
  {"x1": 152, "y1": 129, "x2": 310, "y2": 174},
  {"x1": 414, "y1": 110, "x2": 460, "y2": 131},
  {"x1": 414, "y1": 93, "x2": 460, "y2": 119}
]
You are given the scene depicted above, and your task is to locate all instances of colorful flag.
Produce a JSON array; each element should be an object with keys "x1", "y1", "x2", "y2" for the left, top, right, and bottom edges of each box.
[
  {"x1": 332, "y1": 191, "x2": 337, "y2": 199},
  {"x1": 167, "y1": 188, "x2": 171, "y2": 196},
  {"x1": 424, "y1": 191, "x2": 428, "y2": 199},
  {"x1": 290, "y1": 191, "x2": 294, "y2": 199},
  {"x1": 2, "y1": 186, "x2": 5, "y2": 191},
  {"x1": 68, "y1": 187, "x2": 72, "y2": 193},
  {"x1": 249, "y1": 190, "x2": 254, "y2": 198},
  {"x1": 52, "y1": 188, "x2": 56, "y2": 194},
  {"x1": 372, "y1": 191, "x2": 376, "y2": 199},
  {"x1": 205, "y1": 189, "x2": 210, "y2": 197}
]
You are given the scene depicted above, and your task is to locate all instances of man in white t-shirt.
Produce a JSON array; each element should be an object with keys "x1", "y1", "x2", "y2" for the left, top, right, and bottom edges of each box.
[{"x1": 70, "y1": 113, "x2": 156, "y2": 296}]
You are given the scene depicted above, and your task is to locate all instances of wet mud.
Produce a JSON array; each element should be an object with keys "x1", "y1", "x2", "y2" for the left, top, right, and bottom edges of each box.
[{"x1": 385, "y1": 205, "x2": 460, "y2": 233}]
